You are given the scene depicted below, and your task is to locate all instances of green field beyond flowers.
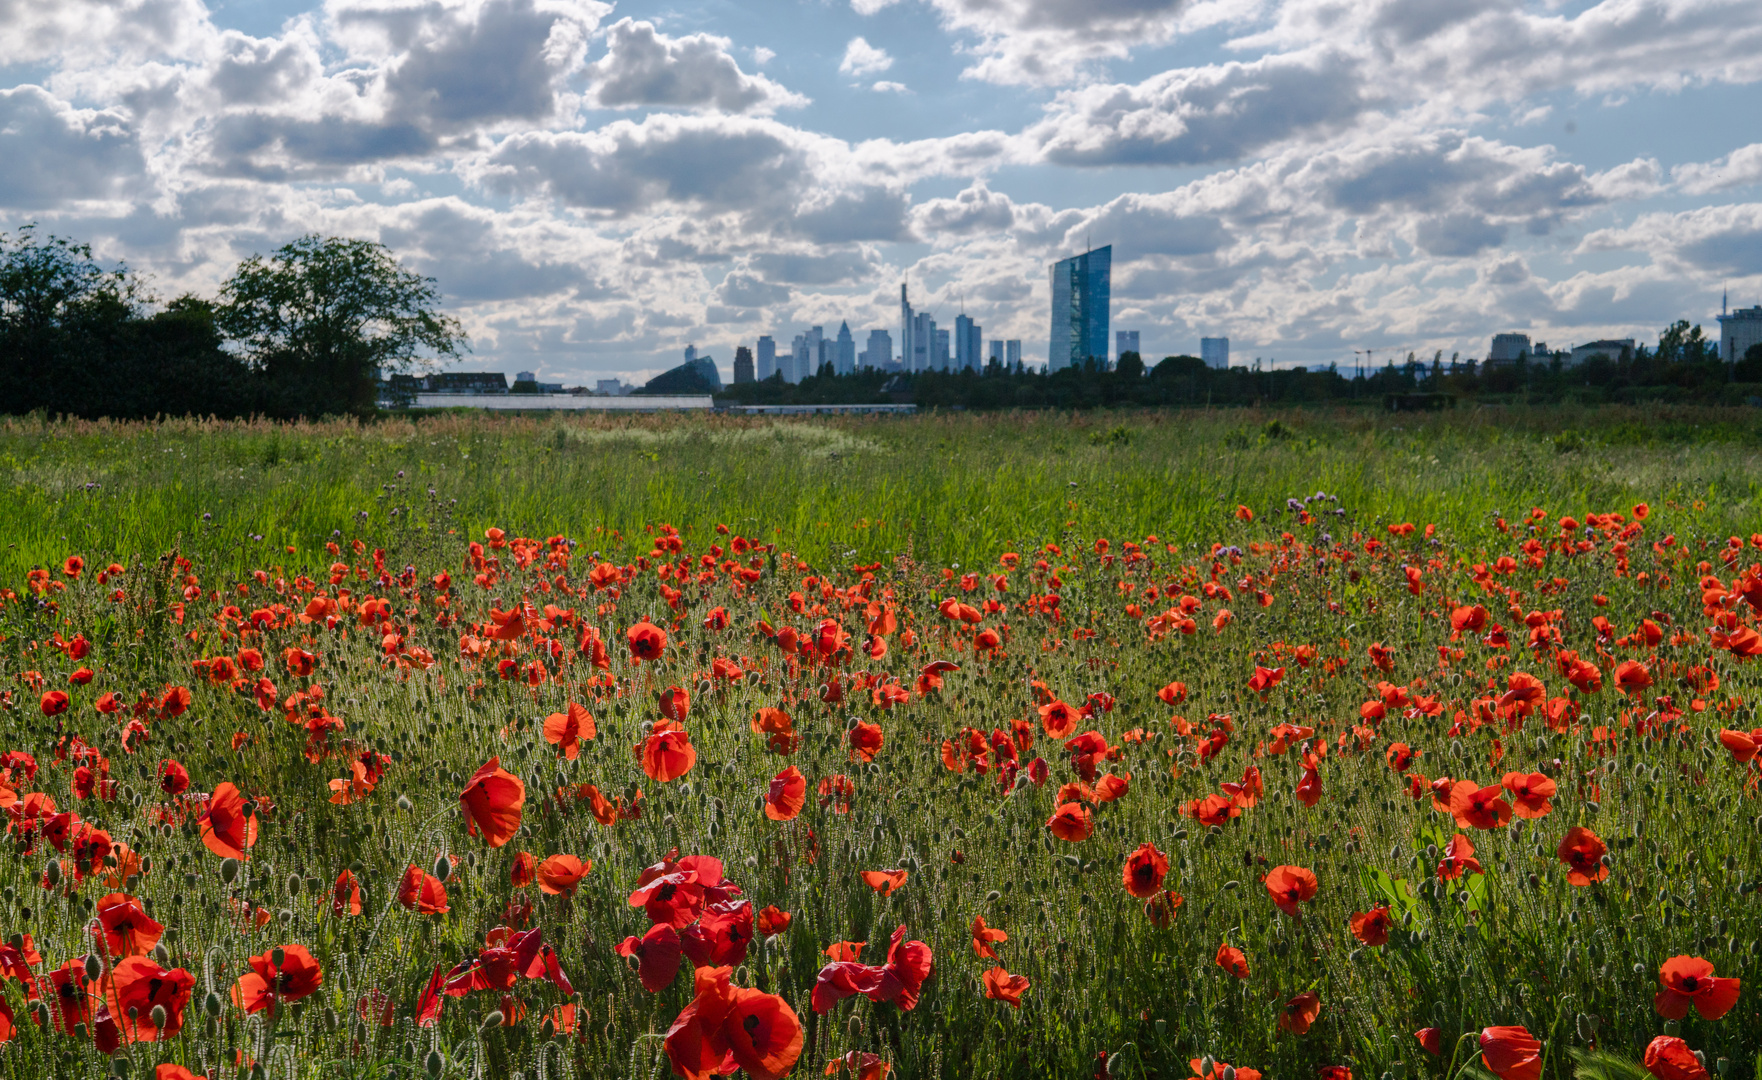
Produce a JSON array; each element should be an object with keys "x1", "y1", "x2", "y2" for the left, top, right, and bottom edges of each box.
[{"x1": 0, "y1": 406, "x2": 1758, "y2": 1080}]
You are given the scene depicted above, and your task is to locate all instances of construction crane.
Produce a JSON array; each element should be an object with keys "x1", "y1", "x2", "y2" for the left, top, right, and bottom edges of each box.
[{"x1": 1352, "y1": 346, "x2": 1417, "y2": 380}]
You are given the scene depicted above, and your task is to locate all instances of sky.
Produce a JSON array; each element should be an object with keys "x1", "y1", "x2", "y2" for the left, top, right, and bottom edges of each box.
[{"x1": 3, "y1": 0, "x2": 1762, "y2": 386}]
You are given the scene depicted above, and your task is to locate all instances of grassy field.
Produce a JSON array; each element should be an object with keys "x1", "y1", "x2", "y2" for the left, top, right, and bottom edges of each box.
[{"x1": 0, "y1": 406, "x2": 1757, "y2": 1080}]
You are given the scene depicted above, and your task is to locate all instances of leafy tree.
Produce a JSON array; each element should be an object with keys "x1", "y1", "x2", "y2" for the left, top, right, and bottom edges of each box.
[
  {"x1": 218, "y1": 235, "x2": 466, "y2": 416},
  {"x1": 1737, "y1": 343, "x2": 1762, "y2": 383},
  {"x1": 0, "y1": 225, "x2": 137, "y2": 411},
  {"x1": 1656, "y1": 319, "x2": 1714, "y2": 364},
  {"x1": 1115, "y1": 350, "x2": 1145, "y2": 379}
]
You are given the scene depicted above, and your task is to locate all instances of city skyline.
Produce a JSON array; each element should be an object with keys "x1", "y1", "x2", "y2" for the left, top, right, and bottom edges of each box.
[{"x1": 3, "y1": 0, "x2": 1760, "y2": 387}]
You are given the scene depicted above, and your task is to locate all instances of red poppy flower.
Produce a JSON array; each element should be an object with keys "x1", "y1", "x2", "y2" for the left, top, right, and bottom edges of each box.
[
  {"x1": 764, "y1": 766, "x2": 807, "y2": 821},
  {"x1": 157, "y1": 759, "x2": 190, "y2": 796},
  {"x1": 825, "y1": 1051, "x2": 892, "y2": 1079},
  {"x1": 1248, "y1": 665, "x2": 1285, "y2": 693},
  {"x1": 459, "y1": 757, "x2": 524, "y2": 848},
  {"x1": 1318, "y1": 1069, "x2": 1352, "y2": 1080},
  {"x1": 1295, "y1": 766, "x2": 1323, "y2": 807},
  {"x1": 1654, "y1": 956, "x2": 1740, "y2": 1021},
  {"x1": 1556, "y1": 827, "x2": 1608, "y2": 886},
  {"x1": 101, "y1": 956, "x2": 195, "y2": 1043},
  {"x1": 982, "y1": 966, "x2": 1029, "y2": 1008},
  {"x1": 1644, "y1": 1036, "x2": 1709, "y2": 1080},
  {"x1": 824, "y1": 941, "x2": 866, "y2": 962},
  {"x1": 681, "y1": 899, "x2": 755, "y2": 968},
  {"x1": 198, "y1": 782, "x2": 258, "y2": 861},
  {"x1": 628, "y1": 851, "x2": 733, "y2": 929},
  {"x1": 818, "y1": 774, "x2": 854, "y2": 814},
  {"x1": 1448, "y1": 780, "x2": 1513, "y2": 830},
  {"x1": 1415, "y1": 1028, "x2": 1443, "y2": 1056},
  {"x1": 1437, "y1": 833, "x2": 1482, "y2": 881},
  {"x1": 627, "y1": 620, "x2": 668, "y2": 662},
  {"x1": 642, "y1": 722, "x2": 697, "y2": 783},
  {"x1": 543, "y1": 702, "x2": 595, "y2": 759},
  {"x1": 1264, "y1": 865, "x2": 1318, "y2": 917},
  {"x1": 1187, "y1": 793, "x2": 1241, "y2": 827},
  {"x1": 1279, "y1": 992, "x2": 1321, "y2": 1035},
  {"x1": 757, "y1": 906, "x2": 792, "y2": 937},
  {"x1": 810, "y1": 925, "x2": 933, "y2": 1013},
  {"x1": 40, "y1": 691, "x2": 68, "y2": 716},
  {"x1": 971, "y1": 916, "x2": 1008, "y2": 959},
  {"x1": 1614, "y1": 660, "x2": 1653, "y2": 695},
  {"x1": 617, "y1": 923, "x2": 683, "y2": 993},
  {"x1": 860, "y1": 869, "x2": 908, "y2": 896},
  {"x1": 1122, "y1": 842, "x2": 1168, "y2": 899},
  {"x1": 664, "y1": 964, "x2": 803, "y2": 1080},
  {"x1": 537, "y1": 854, "x2": 591, "y2": 896},
  {"x1": 232, "y1": 944, "x2": 323, "y2": 1017},
  {"x1": 397, "y1": 865, "x2": 449, "y2": 914},
  {"x1": 1191, "y1": 1061, "x2": 1262, "y2": 1080},
  {"x1": 1215, "y1": 944, "x2": 1250, "y2": 979},
  {"x1": 1717, "y1": 728, "x2": 1762, "y2": 763},
  {"x1": 1038, "y1": 700, "x2": 1078, "y2": 739},
  {"x1": 1046, "y1": 802, "x2": 1094, "y2": 842},
  {"x1": 659, "y1": 686, "x2": 691, "y2": 723},
  {"x1": 1222, "y1": 765, "x2": 1263, "y2": 808},
  {"x1": 847, "y1": 721, "x2": 885, "y2": 763},
  {"x1": 1500, "y1": 772, "x2": 1556, "y2": 819},
  {"x1": 1350, "y1": 906, "x2": 1392, "y2": 947},
  {"x1": 510, "y1": 851, "x2": 537, "y2": 887},
  {"x1": 332, "y1": 870, "x2": 362, "y2": 916},
  {"x1": 1480, "y1": 1026, "x2": 1542, "y2": 1080},
  {"x1": 94, "y1": 892, "x2": 163, "y2": 958}
]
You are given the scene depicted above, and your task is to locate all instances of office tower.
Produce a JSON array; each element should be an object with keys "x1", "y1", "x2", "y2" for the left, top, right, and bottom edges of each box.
[
  {"x1": 1048, "y1": 244, "x2": 1112, "y2": 370},
  {"x1": 836, "y1": 322, "x2": 856, "y2": 375},
  {"x1": 801, "y1": 326, "x2": 825, "y2": 378},
  {"x1": 912, "y1": 311, "x2": 936, "y2": 372},
  {"x1": 865, "y1": 329, "x2": 892, "y2": 369},
  {"x1": 1116, "y1": 330, "x2": 1139, "y2": 362},
  {"x1": 1201, "y1": 337, "x2": 1229, "y2": 370},
  {"x1": 756, "y1": 335, "x2": 776, "y2": 380},
  {"x1": 989, "y1": 340, "x2": 1003, "y2": 364},
  {"x1": 1005, "y1": 340, "x2": 1021, "y2": 368},
  {"x1": 733, "y1": 345, "x2": 754, "y2": 384},
  {"x1": 789, "y1": 334, "x2": 808, "y2": 384},
  {"x1": 934, "y1": 328, "x2": 951, "y2": 370},
  {"x1": 900, "y1": 284, "x2": 917, "y2": 375},
  {"x1": 684, "y1": 344, "x2": 698, "y2": 364},
  {"x1": 955, "y1": 314, "x2": 982, "y2": 371}
]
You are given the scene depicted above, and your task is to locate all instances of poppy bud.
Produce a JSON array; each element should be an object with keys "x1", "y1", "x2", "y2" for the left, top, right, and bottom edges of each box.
[
  {"x1": 204, "y1": 991, "x2": 224, "y2": 1017},
  {"x1": 1717, "y1": 1059, "x2": 1731, "y2": 1076},
  {"x1": 44, "y1": 859, "x2": 61, "y2": 887},
  {"x1": 84, "y1": 954, "x2": 102, "y2": 981},
  {"x1": 397, "y1": 794, "x2": 413, "y2": 812},
  {"x1": 1575, "y1": 1014, "x2": 1595, "y2": 1041},
  {"x1": 1201, "y1": 1056, "x2": 1216, "y2": 1076},
  {"x1": 111, "y1": 1056, "x2": 131, "y2": 1079},
  {"x1": 1663, "y1": 1020, "x2": 1680, "y2": 1037},
  {"x1": 1223, "y1": 1067, "x2": 1237, "y2": 1080},
  {"x1": 220, "y1": 858, "x2": 240, "y2": 884},
  {"x1": 425, "y1": 1050, "x2": 446, "y2": 1079},
  {"x1": 433, "y1": 855, "x2": 451, "y2": 882},
  {"x1": 1391, "y1": 1062, "x2": 1407, "y2": 1080},
  {"x1": 29, "y1": 1000, "x2": 48, "y2": 1027},
  {"x1": 287, "y1": 874, "x2": 303, "y2": 897},
  {"x1": 1108, "y1": 1053, "x2": 1124, "y2": 1075},
  {"x1": 481, "y1": 1010, "x2": 505, "y2": 1032},
  {"x1": 151, "y1": 943, "x2": 169, "y2": 964},
  {"x1": 150, "y1": 1004, "x2": 168, "y2": 1030}
]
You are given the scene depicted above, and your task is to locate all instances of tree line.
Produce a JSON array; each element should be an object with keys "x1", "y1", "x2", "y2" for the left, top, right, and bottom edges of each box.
[
  {"x1": 718, "y1": 330, "x2": 1762, "y2": 411},
  {"x1": 0, "y1": 226, "x2": 464, "y2": 419}
]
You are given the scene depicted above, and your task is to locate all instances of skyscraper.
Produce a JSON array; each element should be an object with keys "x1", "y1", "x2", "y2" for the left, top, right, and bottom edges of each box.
[
  {"x1": 1116, "y1": 330, "x2": 1139, "y2": 362},
  {"x1": 836, "y1": 322, "x2": 855, "y2": 375},
  {"x1": 864, "y1": 329, "x2": 893, "y2": 369},
  {"x1": 1201, "y1": 337, "x2": 1229, "y2": 370},
  {"x1": 912, "y1": 311, "x2": 936, "y2": 371},
  {"x1": 1048, "y1": 245, "x2": 1111, "y2": 371},
  {"x1": 900, "y1": 284, "x2": 917, "y2": 374},
  {"x1": 733, "y1": 345, "x2": 754, "y2": 384},
  {"x1": 934, "y1": 328, "x2": 951, "y2": 370},
  {"x1": 988, "y1": 340, "x2": 1003, "y2": 364},
  {"x1": 955, "y1": 314, "x2": 982, "y2": 371},
  {"x1": 803, "y1": 326, "x2": 826, "y2": 378},
  {"x1": 1005, "y1": 340, "x2": 1021, "y2": 368},
  {"x1": 789, "y1": 334, "x2": 808, "y2": 384},
  {"x1": 756, "y1": 335, "x2": 776, "y2": 380}
]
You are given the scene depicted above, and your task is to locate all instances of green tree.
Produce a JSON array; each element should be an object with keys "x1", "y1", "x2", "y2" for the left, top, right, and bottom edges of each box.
[
  {"x1": 0, "y1": 225, "x2": 137, "y2": 412},
  {"x1": 218, "y1": 235, "x2": 466, "y2": 416}
]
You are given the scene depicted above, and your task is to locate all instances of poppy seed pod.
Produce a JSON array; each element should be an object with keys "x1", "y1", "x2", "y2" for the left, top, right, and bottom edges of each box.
[
  {"x1": 287, "y1": 873, "x2": 302, "y2": 897},
  {"x1": 433, "y1": 855, "x2": 451, "y2": 882},
  {"x1": 397, "y1": 794, "x2": 413, "y2": 812},
  {"x1": 44, "y1": 859, "x2": 61, "y2": 887},
  {"x1": 84, "y1": 954, "x2": 102, "y2": 981},
  {"x1": 220, "y1": 858, "x2": 241, "y2": 884}
]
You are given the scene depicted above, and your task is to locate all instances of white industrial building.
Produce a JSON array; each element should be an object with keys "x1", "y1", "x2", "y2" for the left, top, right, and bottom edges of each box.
[{"x1": 1718, "y1": 304, "x2": 1762, "y2": 365}]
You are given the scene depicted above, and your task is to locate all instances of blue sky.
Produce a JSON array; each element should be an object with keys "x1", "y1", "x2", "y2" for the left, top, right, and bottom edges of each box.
[{"x1": 3, "y1": 0, "x2": 1761, "y2": 384}]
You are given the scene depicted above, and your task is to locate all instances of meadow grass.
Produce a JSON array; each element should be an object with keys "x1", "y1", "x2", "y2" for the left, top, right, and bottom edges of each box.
[{"x1": 0, "y1": 406, "x2": 1757, "y2": 1080}]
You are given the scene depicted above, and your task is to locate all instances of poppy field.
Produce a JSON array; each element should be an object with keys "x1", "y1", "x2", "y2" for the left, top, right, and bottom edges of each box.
[{"x1": 0, "y1": 407, "x2": 1759, "y2": 1080}]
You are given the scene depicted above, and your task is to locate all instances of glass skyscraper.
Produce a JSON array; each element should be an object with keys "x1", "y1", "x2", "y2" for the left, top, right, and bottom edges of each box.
[{"x1": 1048, "y1": 245, "x2": 1111, "y2": 370}]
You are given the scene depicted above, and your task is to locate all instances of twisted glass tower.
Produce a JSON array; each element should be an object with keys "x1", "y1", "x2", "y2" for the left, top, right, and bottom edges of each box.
[{"x1": 1048, "y1": 245, "x2": 1111, "y2": 371}]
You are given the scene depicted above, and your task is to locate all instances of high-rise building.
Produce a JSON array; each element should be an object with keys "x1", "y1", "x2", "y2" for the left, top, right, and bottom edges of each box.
[
  {"x1": 1048, "y1": 245, "x2": 1111, "y2": 370},
  {"x1": 1488, "y1": 333, "x2": 1531, "y2": 363},
  {"x1": 912, "y1": 311, "x2": 937, "y2": 372},
  {"x1": 988, "y1": 340, "x2": 1003, "y2": 364},
  {"x1": 1005, "y1": 340, "x2": 1021, "y2": 368},
  {"x1": 756, "y1": 335, "x2": 776, "y2": 380},
  {"x1": 900, "y1": 284, "x2": 918, "y2": 374},
  {"x1": 1718, "y1": 303, "x2": 1762, "y2": 365},
  {"x1": 683, "y1": 344, "x2": 698, "y2": 364},
  {"x1": 789, "y1": 334, "x2": 808, "y2": 384},
  {"x1": 1201, "y1": 337, "x2": 1229, "y2": 370},
  {"x1": 733, "y1": 345, "x2": 755, "y2": 384},
  {"x1": 863, "y1": 329, "x2": 893, "y2": 369},
  {"x1": 835, "y1": 322, "x2": 856, "y2": 375},
  {"x1": 934, "y1": 328, "x2": 951, "y2": 370},
  {"x1": 1116, "y1": 330, "x2": 1139, "y2": 362},
  {"x1": 955, "y1": 314, "x2": 982, "y2": 371}
]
